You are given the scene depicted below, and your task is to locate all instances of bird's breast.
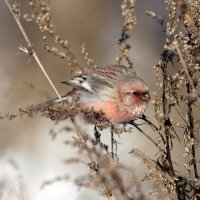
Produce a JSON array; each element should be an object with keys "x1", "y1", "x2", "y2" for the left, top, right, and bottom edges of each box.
[{"x1": 80, "y1": 98, "x2": 146, "y2": 124}]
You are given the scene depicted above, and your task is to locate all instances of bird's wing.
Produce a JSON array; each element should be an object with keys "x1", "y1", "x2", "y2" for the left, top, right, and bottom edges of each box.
[
  {"x1": 63, "y1": 65, "x2": 132, "y2": 93},
  {"x1": 64, "y1": 74, "x2": 113, "y2": 93}
]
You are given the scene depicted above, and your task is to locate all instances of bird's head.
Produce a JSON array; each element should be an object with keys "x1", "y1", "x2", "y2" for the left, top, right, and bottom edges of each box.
[{"x1": 117, "y1": 75, "x2": 150, "y2": 108}]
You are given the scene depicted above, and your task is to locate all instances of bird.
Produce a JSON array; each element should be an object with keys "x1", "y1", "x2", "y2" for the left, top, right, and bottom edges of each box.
[{"x1": 37, "y1": 65, "x2": 150, "y2": 124}]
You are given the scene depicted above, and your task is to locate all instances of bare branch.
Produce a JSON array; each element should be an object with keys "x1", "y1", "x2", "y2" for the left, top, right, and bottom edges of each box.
[{"x1": 4, "y1": 0, "x2": 63, "y2": 102}]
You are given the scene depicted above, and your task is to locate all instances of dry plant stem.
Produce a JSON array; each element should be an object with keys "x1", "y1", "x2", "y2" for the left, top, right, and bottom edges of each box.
[
  {"x1": 4, "y1": 0, "x2": 63, "y2": 102},
  {"x1": 186, "y1": 84, "x2": 198, "y2": 179},
  {"x1": 174, "y1": 40, "x2": 196, "y2": 91},
  {"x1": 70, "y1": 117, "x2": 112, "y2": 199},
  {"x1": 161, "y1": 66, "x2": 185, "y2": 199},
  {"x1": 111, "y1": 126, "x2": 114, "y2": 159},
  {"x1": 32, "y1": 53, "x2": 63, "y2": 101},
  {"x1": 129, "y1": 121, "x2": 165, "y2": 153},
  {"x1": 162, "y1": 66, "x2": 175, "y2": 176},
  {"x1": 139, "y1": 115, "x2": 166, "y2": 144},
  {"x1": 70, "y1": 117, "x2": 94, "y2": 161}
]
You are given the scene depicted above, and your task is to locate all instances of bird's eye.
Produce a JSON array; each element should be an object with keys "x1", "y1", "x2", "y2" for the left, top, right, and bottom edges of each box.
[{"x1": 132, "y1": 91, "x2": 139, "y2": 96}]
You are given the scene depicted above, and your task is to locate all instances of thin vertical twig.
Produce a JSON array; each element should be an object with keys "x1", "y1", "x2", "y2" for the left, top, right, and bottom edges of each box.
[
  {"x1": 111, "y1": 125, "x2": 114, "y2": 159},
  {"x1": 129, "y1": 120, "x2": 165, "y2": 153},
  {"x1": 139, "y1": 115, "x2": 166, "y2": 144},
  {"x1": 186, "y1": 84, "x2": 199, "y2": 179},
  {"x1": 161, "y1": 65, "x2": 175, "y2": 176},
  {"x1": 70, "y1": 117, "x2": 112, "y2": 199},
  {"x1": 4, "y1": 0, "x2": 63, "y2": 102},
  {"x1": 174, "y1": 40, "x2": 196, "y2": 91}
]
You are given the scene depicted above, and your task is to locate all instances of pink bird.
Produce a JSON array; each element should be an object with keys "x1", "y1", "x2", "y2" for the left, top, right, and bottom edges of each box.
[{"x1": 39, "y1": 65, "x2": 150, "y2": 124}]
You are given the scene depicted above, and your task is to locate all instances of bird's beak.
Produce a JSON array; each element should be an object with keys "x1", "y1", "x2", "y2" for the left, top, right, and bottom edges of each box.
[{"x1": 141, "y1": 92, "x2": 151, "y2": 101}]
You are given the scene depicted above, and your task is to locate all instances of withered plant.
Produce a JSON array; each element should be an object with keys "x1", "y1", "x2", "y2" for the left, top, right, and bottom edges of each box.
[{"x1": 2, "y1": 0, "x2": 200, "y2": 199}]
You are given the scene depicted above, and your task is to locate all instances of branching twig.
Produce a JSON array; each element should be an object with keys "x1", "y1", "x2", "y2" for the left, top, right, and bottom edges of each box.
[
  {"x1": 70, "y1": 117, "x2": 112, "y2": 199},
  {"x1": 128, "y1": 120, "x2": 165, "y2": 154},
  {"x1": 4, "y1": 0, "x2": 63, "y2": 102},
  {"x1": 186, "y1": 83, "x2": 199, "y2": 179},
  {"x1": 161, "y1": 64, "x2": 175, "y2": 176},
  {"x1": 139, "y1": 114, "x2": 166, "y2": 144},
  {"x1": 174, "y1": 40, "x2": 196, "y2": 91}
]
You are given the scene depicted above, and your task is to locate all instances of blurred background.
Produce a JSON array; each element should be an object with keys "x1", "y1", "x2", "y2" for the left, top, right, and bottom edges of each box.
[{"x1": 0, "y1": 0, "x2": 167, "y2": 199}]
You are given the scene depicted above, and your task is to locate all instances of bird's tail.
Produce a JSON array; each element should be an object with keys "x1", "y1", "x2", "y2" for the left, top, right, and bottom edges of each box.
[{"x1": 35, "y1": 94, "x2": 73, "y2": 111}]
